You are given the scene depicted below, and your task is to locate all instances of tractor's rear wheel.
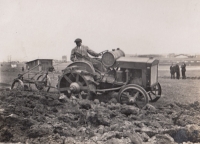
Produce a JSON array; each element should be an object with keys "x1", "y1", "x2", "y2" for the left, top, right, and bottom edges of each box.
[
  {"x1": 118, "y1": 84, "x2": 149, "y2": 109},
  {"x1": 58, "y1": 71, "x2": 96, "y2": 100}
]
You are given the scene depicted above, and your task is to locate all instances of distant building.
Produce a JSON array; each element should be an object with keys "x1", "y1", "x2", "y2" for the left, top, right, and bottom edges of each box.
[
  {"x1": 195, "y1": 54, "x2": 200, "y2": 58},
  {"x1": 168, "y1": 53, "x2": 175, "y2": 58},
  {"x1": 137, "y1": 54, "x2": 163, "y2": 58},
  {"x1": 11, "y1": 64, "x2": 17, "y2": 68},
  {"x1": 175, "y1": 55, "x2": 189, "y2": 58},
  {"x1": 26, "y1": 59, "x2": 53, "y2": 71},
  {"x1": 62, "y1": 56, "x2": 67, "y2": 62}
]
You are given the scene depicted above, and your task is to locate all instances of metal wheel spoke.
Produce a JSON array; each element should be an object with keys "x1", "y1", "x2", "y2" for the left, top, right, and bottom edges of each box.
[
  {"x1": 121, "y1": 95, "x2": 129, "y2": 100},
  {"x1": 137, "y1": 95, "x2": 145, "y2": 101},
  {"x1": 122, "y1": 92, "x2": 131, "y2": 99},
  {"x1": 63, "y1": 75, "x2": 72, "y2": 84},
  {"x1": 81, "y1": 80, "x2": 86, "y2": 86},
  {"x1": 128, "y1": 92, "x2": 139, "y2": 103},
  {"x1": 121, "y1": 98, "x2": 129, "y2": 103},
  {"x1": 80, "y1": 86, "x2": 88, "y2": 91},
  {"x1": 59, "y1": 87, "x2": 70, "y2": 92},
  {"x1": 149, "y1": 94, "x2": 153, "y2": 101},
  {"x1": 154, "y1": 89, "x2": 159, "y2": 92},
  {"x1": 41, "y1": 76, "x2": 46, "y2": 81},
  {"x1": 129, "y1": 92, "x2": 139, "y2": 103},
  {"x1": 76, "y1": 74, "x2": 79, "y2": 82},
  {"x1": 134, "y1": 92, "x2": 139, "y2": 98},
  {"x1": 151, "y1": 91, "x2": 156, "y2": 95},
  {"x1": 71, "y1": 73, "x2": 75, "y2": 78}
]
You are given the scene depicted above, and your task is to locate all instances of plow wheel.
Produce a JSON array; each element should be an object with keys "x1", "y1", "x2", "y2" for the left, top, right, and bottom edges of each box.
[
  {"x1": 58, "y1": 71, "x2": 96, "y2": 99},
  {"x1": 118, "y1": 84, "x2": 149, "y2": 109},
  {"x1": 11, "y1": 79, "x2": 24, "y2": 91},
  {"x1": 35, "y1": 75, "x2": 46, "y2": 90},
  {"x1": 148, "y1": 83, "x2": 162, "y2": 102},
  {"x1": 35, "y1": 75, "x2": 51, "y2": 91}
]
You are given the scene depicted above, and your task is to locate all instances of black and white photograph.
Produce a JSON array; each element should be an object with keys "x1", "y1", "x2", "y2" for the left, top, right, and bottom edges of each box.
[{"x1": 0, "y1": 0, "x2": 200, "y2": 143}]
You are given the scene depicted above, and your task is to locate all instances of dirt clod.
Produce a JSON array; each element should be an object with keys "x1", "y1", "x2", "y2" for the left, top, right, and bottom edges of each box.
[{"x1": 1, "y1": 90, "x2": 200, "y2": 143}]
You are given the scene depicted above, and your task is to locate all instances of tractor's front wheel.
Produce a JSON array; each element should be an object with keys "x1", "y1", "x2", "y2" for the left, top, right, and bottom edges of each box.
[{"x1": 118, "y1": 84, "x2": 149, "y2": 109}]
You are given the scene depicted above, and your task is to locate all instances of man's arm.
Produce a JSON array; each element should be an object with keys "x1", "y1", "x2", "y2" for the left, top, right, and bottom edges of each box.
[
  {"x1": 86, "y1": 46, "x2": 99, "y2": 57},
  {"x1": 70, "y1": 48, "x2": 76, "y2": 61}
]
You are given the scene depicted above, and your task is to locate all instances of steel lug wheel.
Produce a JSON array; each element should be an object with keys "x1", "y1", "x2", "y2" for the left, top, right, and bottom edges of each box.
[
  {"x1": 148, "y1": 82, "x2": 162, "y2": 102},
  {"x1": 58, "y1": 71, "x2": 96, "y2": 99},
  {"x1": 118, "y1": 84, "x2": 149, "y2": 109}
]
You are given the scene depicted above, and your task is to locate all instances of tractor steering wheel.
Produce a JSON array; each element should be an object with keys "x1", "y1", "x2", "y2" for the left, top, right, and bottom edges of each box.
[
  {"x1": 92, "y1": 50, "x2": 108, "y2": 61},
  {"x1": 98, "y1": 50, "x2": 108, "y2": 57}
]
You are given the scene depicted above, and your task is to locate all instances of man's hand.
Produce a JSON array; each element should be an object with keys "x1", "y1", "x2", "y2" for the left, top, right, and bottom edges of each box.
[{"x1": 97, "y1": 53, "x2": 102, "y2": 57}]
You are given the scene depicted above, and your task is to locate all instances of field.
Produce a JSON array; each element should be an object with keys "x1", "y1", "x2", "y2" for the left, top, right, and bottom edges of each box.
[
  {"x1": 158, "y1": 65, "x2": 200, "y2": 78},
  {"x1": 158, "y1": 65, "x2": 200, "y2": 106},
  {"x1": 1, "y1": 64, "x2": 200, "y2": 104},
  {"x1": 0, "y1": 64, "x2": 200, "y2": 143}
]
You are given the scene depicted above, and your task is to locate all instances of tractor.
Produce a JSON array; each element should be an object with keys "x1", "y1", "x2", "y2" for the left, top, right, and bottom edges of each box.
[{"x1": 58, "y1": 48, "x2": 161, "y2": 109}]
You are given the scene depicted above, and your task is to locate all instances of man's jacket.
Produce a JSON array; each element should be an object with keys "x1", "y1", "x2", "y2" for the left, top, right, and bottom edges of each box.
[
  {"x1": 175, "y1": 64, "x2": 180, "y2": 73},
  {"x1": 70, "y1": 45, "x2": 99, "y2": 62},
  {"x1": 170, "y1": 65, "x2": 175, "y2": 73},
  {"x1": 181, "y1": 63, "x2": 186, "y2": 71}
]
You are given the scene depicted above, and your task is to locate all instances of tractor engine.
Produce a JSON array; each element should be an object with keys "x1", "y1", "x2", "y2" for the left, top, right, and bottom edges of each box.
[{"x1": 97, "y1": 48, "x2": 125, "y2": 88}]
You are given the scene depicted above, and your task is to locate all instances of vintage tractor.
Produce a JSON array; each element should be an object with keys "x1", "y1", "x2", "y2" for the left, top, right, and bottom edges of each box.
[{"x1": 58, "y1": 48, "x2": 161, "y2": 109}]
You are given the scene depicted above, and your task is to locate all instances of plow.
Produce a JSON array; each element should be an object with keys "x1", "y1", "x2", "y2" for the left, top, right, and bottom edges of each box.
[{"x1": 11, "y1": 64, "x2": 56, "y2": 92}]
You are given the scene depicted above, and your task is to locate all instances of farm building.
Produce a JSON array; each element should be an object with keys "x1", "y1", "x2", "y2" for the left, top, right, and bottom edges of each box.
[
  {"x1": 26, "y1": 59, "x2": 53, "y2": 71},
  {"x1": 175, "y1": 55, "x2": 189, "y2": 58},
  {"x1": 167, "y1": 53, "x2": 175, "y2": 58},
  {"x1": 62, "y1": 56, "x2": 67, "y2": 62},
  {"x1": 196, "y1": 54, "x2": 200, "y2": 58}
]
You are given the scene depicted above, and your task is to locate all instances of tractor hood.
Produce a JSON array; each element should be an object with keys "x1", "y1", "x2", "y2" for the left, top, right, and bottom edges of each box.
[{"x1": 114, "y1": 57, "x2": 159, "y2": 69}]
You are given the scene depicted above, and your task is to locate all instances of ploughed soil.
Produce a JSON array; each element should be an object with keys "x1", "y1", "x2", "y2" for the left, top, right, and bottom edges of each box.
[
  {"x1": 1, "y1": 88, "x2": 200, "y2": 144},
  {"x1": 1, "y1": 65, "x2": 200, "y2": 144}
]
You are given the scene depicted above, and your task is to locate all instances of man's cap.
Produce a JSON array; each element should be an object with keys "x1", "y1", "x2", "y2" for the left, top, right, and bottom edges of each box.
[{"x1": 74, "y1": 38, "x2": 82, "y2": 43}]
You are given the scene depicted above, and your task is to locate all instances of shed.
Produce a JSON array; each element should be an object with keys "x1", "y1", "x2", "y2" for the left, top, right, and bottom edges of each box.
[
  {"x1": 26, "y1": 59, "x2": 53, "y2": 71},
  {"x1": 62, "y1": 55, "x2": 67, "y2": 62},
  {"x1": 175, "y1": 55, "x2": 189, "y2": 59}
]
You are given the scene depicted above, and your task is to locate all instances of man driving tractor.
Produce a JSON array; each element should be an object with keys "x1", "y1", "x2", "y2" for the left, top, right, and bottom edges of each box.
[{"x1": 70, "y1": 38, "x2": 105, "y2": 71}]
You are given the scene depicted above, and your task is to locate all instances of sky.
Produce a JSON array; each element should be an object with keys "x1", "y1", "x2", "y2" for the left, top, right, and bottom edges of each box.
[{"x1": 0, "y1": 0, "x2": 200, "y2": 62}]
